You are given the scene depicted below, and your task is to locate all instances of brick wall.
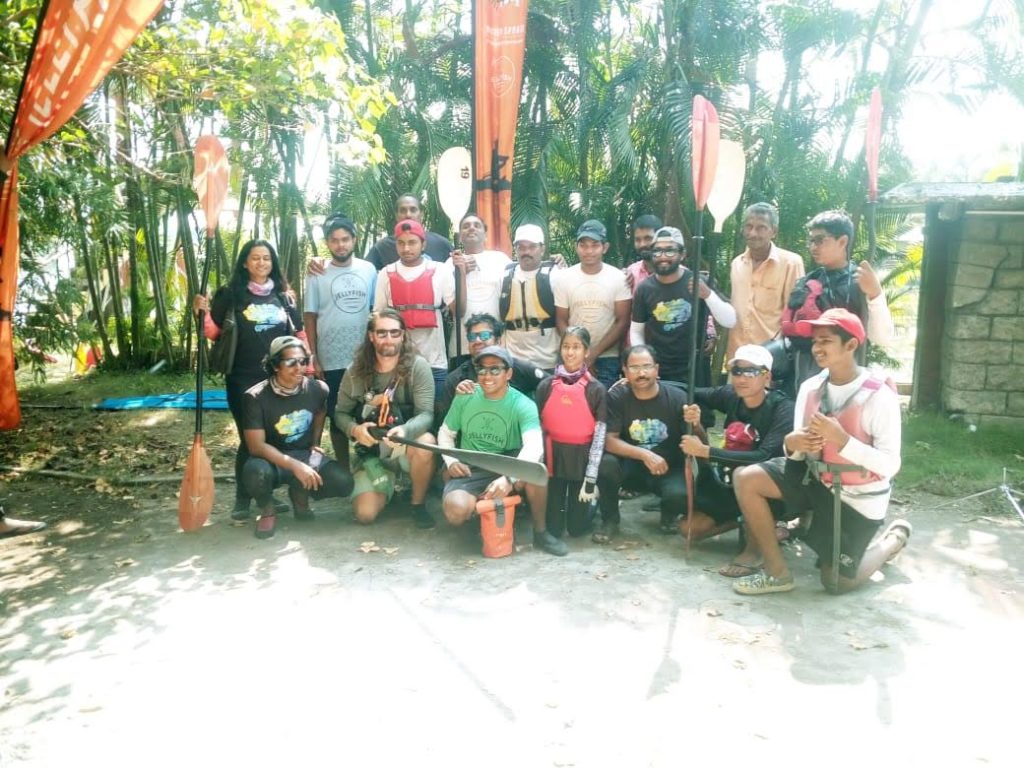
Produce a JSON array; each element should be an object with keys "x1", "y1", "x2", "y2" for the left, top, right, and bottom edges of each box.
[{"x1": 942, "y1": 215, "x2": 1024, "y2": 428}]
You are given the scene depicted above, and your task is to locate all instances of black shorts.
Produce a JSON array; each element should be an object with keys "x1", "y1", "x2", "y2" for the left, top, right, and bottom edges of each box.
[
  {"x1": 769, "y1": 457, "x2": 883, "y2": 579},
  {"x1": 696, "y1": 462, "x2": 787, "y2": 525}
]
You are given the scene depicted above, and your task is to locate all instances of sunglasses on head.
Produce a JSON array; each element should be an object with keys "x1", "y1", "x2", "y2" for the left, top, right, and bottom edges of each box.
[
  {"x1": 467, "y1": 330, "x2": 496, "y2": 342},
  {"x1": 279, "y1": 356, "x2": 310, "y2": 368},
  {"x1": 730, "y1": 365, "x2": 766, "y2": 378},
  {"x1": 373, "y1": 328, "x2": 404, "y2": 338},
  {"x1": 475, "y1": 364, "x2": 508, "y2": 377}
]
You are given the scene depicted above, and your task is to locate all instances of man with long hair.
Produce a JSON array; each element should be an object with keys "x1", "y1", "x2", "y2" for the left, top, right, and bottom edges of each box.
[{"x1": 335, "y1": 309, "x2": 438, "y2": 528}]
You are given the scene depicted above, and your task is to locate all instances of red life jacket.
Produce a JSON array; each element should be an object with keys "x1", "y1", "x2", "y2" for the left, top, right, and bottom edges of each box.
[
  {"x1": 540, "y1": 374, "x2": 597, "y2": 473},
  {"x1": 780, "y1": 278, "x2": 824, "y2": 338},
  {"x1": 387, "y1": 264, "x2": 438, "y2": 328},
  {"x1": 724, "y1": 421, "x2": 757, "y2": 452},
  {"x1": 803, "y1": 371, "x2": 895, "y2": 486}
]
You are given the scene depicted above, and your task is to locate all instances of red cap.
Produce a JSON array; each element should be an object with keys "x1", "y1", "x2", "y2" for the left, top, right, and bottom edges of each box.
[
  {"x1": 393, "y1": 218, "x2": 426, "y2": 241},
  {"x1": 797, "y1": 308, "x2": 866, "y2": 344}
]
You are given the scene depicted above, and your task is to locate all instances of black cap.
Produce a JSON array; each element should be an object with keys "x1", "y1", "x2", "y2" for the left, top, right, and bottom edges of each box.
[
  {"x1": 324, "y1": 214, "x2": 357, "y2": 238},
  {"x1": 576, "y1": 219, "x2": 608, "y2": 242},
  {"x1": 472, "y1": 345, "x2": 513, "y2": 368}
]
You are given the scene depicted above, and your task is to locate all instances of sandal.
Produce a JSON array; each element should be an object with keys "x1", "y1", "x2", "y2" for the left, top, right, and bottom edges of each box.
[
  {"x1": 592, "y1": 521, "x2": 619, "y2": 544},
  {"x1": 254, "y1": 512, "x2": 277, "y2": 539},
  {"x1": 718, "y1": 561, "x2": 762, "y2": 578},
  {"x1": 882, "y1": 519, "x2": 912, "y2": 562},
  {"x1": 732, "y1": 570, "x2": 795, "y2": 595},
  {"x1": 618, "y1": 488, "x2": 640, "y2": 500}
]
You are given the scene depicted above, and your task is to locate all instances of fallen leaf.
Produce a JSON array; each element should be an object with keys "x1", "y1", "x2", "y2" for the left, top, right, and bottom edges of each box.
[
  {"x1": 60, "y1": 628, "x2": 77, "y2": 639},
  {"x1": 706, "y1": 609, "x2": 723, "y2": 617},
  {"x1": 733, "y1": 659, "x2": 746, "y2": 670},
  {"x1": 625, "y1": 553, "x2": 640, "y2": 561},
  {"x1": 358, "y1": 542, "x2": 381, "y2": 553},
  {"x1": 382, "y1": 547, "x2": 399, "y2": 555},
  {"x1": 465, "y1": 559, "x2": 477, "y2": 567},
  {"x1": 114, "y1": 557, "x2": 136, "y2": 568},
  {"x1": 594, "y1": 572, "x2": 609, "y2": 580}
]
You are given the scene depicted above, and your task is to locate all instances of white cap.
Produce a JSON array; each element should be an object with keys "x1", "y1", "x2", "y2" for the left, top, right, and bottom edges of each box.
[
  {"x1": 728, "y1": 344, "x2": 774, "y2": 371},
  {"x1": 513, "y1": 224, "x2": 545, "y2": 244}
]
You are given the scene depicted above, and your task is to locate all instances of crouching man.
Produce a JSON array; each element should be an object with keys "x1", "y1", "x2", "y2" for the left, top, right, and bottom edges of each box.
[
  {"x1": 439, "y1": 345, "x2": 568, "y2": 556},
  {"x1": 242, "y1": 336, "x2": 354, "y2": 539},
  {"x1": 728, "y1": 309, "x2": 911, "y2": 595}
]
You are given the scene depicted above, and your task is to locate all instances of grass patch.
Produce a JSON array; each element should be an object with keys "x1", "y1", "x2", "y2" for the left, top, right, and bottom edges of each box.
[
  {"x1": 17, "y1": 365, "x2": 208, "y2": 406},
  {"x1": 900, "y1": 412, "x2": 1023, "y2": 496}
]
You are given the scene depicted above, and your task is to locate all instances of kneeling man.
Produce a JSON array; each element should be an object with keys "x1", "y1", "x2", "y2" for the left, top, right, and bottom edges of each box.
[
  {"x1": 439, "y1": 345, "x2": 568, "y2": 556},
  {"x1": 242, "y1": 336, "x2": 354, "y2": 539},
  {"x1": 728, "y1": 309, "x2": 911, "y2": 595}
]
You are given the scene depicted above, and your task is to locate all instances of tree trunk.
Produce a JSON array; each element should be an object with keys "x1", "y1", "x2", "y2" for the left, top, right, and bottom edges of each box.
[{"x1": 72, "y1": 193, "x2": 115, "y2": 363}]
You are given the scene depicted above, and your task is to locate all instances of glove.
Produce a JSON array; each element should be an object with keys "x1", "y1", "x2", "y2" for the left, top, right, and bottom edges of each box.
[{"x1": 578, "y1": 481, "x2": 598, "y2": 503}]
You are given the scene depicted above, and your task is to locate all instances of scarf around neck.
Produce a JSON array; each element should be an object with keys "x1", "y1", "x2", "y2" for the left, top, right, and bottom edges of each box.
[
  {"x1": 248, "y1": 278, "x2": 275, "y2": 297},
  {"x1": 555, "y1": 363, "x2": 588, "y2": 385}
]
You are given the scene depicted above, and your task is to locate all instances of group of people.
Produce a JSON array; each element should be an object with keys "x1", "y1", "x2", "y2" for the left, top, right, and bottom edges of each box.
[{"x1": 176, "y1": 193, "x2": 911, "y2": 596}]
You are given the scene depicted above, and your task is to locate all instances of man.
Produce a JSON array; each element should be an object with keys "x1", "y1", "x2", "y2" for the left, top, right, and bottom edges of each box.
[
  {"x1": 599, "y1": 345, "x2": 689, "y2": 538},
  {"x1": 366, "y1": 193, "x2": 453, "y2": 270},
  {"x1": 781, "y1": 209, "x2": 893, "y2": 390},
  {"x1": 303, "y1": 214, "x2": 377, "y2": 462},
  {"x1": 727, "y1": 309, "x2": 910, "y2": 595},
  {"x1": 241, "y1": 336, "x2": 354, "y2": 539},
  {"x1": 678, "y1": 344, "x2": 794, "y2": 544},
  {"x1": 499, "y1": 223, "x2": 562, "y2": 371},
  {"x1": 438, "y1": 313, "x2": 546, "y2": 418},
  {"x1": 335, "y1": 309, "x2": 438, "y2": 529},
  {"x1": 448, "y1": 214, "x2": 511, "y2": 367},
  {"x1": 439, "y1": 345, "x2": 568, "y2": 556},
  {"x1": 624, "y1": 214, "x2": 663, "y2": 295},
  {"x1": 553, "y1": 219, "x2": 632, "y2": 388},
  {"x1": 373, "y1": 219, "x2": 456, "y2": 398},
  {"x1": 629, "y1": 226, "x2": 735, "y2": 385},
  {"x1": 727, "y1": 202, "x2": 805, "y2": 359}
]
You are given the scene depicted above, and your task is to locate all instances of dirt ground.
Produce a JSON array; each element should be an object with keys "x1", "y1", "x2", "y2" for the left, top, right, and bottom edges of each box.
[{"x1": 1, "y1": 405, "x2": 1023, "y2": 767}]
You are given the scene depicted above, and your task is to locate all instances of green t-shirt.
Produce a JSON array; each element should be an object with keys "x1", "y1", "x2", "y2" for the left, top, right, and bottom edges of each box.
[{"x1": 443, "y1": 385, "x2": 540, "y2": 455}]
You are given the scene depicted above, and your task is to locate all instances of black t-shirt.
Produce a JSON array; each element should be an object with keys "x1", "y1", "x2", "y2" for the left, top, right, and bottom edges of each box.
[
  {"x1": 366, "y1": 231, "x2": 453, "y2": 270},
  {"x1": 211, "y1": 287, "x2": 303, "y2": 381},
  {"x1": 606, "y1": 382, "x2": 687, "y2": 468},
  {"x1": 694, "y1": 385, "x2": 794, "y2": 466},
  {"x1": 631, "y1": 269, "x2": 708, "y2": 382},
  {"x1": 242, "y1": 378, "x2": 328, "y2": 459}
]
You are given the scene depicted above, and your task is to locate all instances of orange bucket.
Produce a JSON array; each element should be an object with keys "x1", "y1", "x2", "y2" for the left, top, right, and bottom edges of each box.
[{"x1": 477, "y1": 495, "x2": 521, "y2": 558}]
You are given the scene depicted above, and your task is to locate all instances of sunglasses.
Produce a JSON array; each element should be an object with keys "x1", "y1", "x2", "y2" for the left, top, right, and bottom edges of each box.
[
  {"x1": 279, "y1": 356, "x2": 310, "y2": 368},
  {"x1": 730, "y1": 365, "x2": 767, "y2": 378},
  {"x1": 806, "y1": 234, "x2": 834, "y2": 247},
  {"x1": 373, "y1": 328, "x2": 404, "y2": 338},
  {"x1": 650, "y1": 247, "x2": 683, "y2": 256},
  {"x1": 626, "y1": 363, "x2": 657, "y2": 374},
  {"x1": 475, "y1": 365, "x2": 508, "y2": 377},
  {"x1": 467, "y1": 330, "x2": 496, "y2": 342}
]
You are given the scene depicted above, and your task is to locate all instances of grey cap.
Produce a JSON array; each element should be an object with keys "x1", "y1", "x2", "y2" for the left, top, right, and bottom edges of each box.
[
  {"x1": 654, "y1": 226, "x2": 685, "y2": 249},
  {"x1": 269, "y1": 335, "x2": 305, "y2": 358},
  {"x1": 576, "y1": 219, "x2": 608, "y2": 242},
  {"x1": 473, "y1": 345, "x2": 513, "y2": 368}
]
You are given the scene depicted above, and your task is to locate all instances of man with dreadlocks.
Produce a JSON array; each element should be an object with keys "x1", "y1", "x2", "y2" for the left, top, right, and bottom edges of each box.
[{"x1": 335, "y1": 309, "x2": 438, "y2": 529}]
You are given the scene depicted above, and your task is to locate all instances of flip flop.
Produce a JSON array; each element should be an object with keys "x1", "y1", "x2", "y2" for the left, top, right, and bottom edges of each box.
[
  {"x1": 718, "y1": 561, "x2": 762, "y2": 578},
  {"x1": 0, "y1": 519, "x2": 47, "y2": 539}
]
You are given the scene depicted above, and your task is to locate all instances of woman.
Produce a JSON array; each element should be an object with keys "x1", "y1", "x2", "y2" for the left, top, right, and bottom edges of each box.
[
  {"x1": 534, "y1": 327, "x2": 611, "y2": 541},
  {"x1": 193, "y1": 239, "x2": 307, "y2": 521}
]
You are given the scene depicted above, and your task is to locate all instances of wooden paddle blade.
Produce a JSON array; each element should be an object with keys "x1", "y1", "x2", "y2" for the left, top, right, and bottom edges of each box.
[
  {"x1": 691, "y1": 95, "x2": 721, "y2": 210},
  {"x1": 194, "y1": 135, "x2": 230, "y2": 237},
  {"x1": 706, "y1": 139, "x2": 747, "y2": 234},
  {"x1": 437, "y1": 147, "x2": 474, "y2": 227},
  {"x1": 866, "y1": 88, "x2": 883, "y2": 202},
  {"x1": 179, "y1": 434, "x2": 214, "y2": 532}
]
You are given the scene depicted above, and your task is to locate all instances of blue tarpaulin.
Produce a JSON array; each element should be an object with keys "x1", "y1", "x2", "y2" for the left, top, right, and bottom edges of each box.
[{"x1": 94, "y1": 390, "x2": 229, "y2": 411}]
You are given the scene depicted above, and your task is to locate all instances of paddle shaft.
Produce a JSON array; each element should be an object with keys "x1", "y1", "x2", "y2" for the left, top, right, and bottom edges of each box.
[{"x1": 195, "y1": 232, "x2": 214, "y2": 435}]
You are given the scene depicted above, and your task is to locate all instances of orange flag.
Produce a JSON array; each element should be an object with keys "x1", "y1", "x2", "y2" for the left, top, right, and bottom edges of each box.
[
  {"x1": 0, "y1": 0, "x2": 164, "y2": 430},
  {"x1": 473, "y1": 0, "x2": 529, "y2": 256}
]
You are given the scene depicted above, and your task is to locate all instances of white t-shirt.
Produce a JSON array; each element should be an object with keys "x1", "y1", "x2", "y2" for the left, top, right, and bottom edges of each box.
[
  {"x1": 447, "y1": 249, "x2": 511, "y2": 358},
  {"x1": 303, "y1": 258, "x2": 377, "y2": 371},
  {"x1": 502, "y1": 264, "x2": 561, "y2": 370},
  {"x1": 552, "y1": 263, "x2": 631, "y2": 358},
  {"x1": 373, "y1": 260, "x2": 455, "y2": 369}
]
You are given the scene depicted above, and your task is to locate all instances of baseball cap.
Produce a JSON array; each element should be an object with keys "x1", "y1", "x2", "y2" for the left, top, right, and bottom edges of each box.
[
  {"x1": 393, "y1": 218, "x2": 427, "y2": 241},
  {"x1": 473, "y1": 345, "x2": 513, "y2": 368},
  {"x1": 797, "y1": 308, "x2": 866, "y2": 344},
  {"x1": 513, "y1": 224, "x2": 545, "y2": 244},
  {"x1": 728, "y1": 344, "x2": 774, "y2": 371},
  {"x1": 654, "y1": 226, "x2": 685, "y2": 249},
  {"x1": 576, "y1": 219, "x2": 608, "y2": 242},
  {"x1": 323, "y1": 214, "x2": 357, "y2": 238},
  {"x1": 269, "y1": 336, "x2": 305, "y2": 358}
]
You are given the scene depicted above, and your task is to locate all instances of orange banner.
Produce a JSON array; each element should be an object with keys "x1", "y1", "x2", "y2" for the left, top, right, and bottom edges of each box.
[
  {"x1": 473, "y1": 0, "x2": 529, "y2": 256},
  {"x1": 0, "y1": 0, "x2": 164, "y2": 429}
]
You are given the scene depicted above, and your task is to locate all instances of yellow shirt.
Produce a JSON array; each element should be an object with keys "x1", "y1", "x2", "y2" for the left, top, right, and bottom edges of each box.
[{"x1": 727, "y1": 244, "x2": 805, "y2": 357}]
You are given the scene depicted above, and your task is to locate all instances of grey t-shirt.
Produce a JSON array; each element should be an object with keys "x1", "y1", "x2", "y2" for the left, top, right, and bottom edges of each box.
[{"x1": 303, "y1": 258, "x2": 377, "y2": 371}]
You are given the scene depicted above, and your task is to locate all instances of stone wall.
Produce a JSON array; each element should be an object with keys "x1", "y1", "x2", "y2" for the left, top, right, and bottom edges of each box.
[{"x1": 943, "y1": 215, "x2": 1024, "y2": 428}]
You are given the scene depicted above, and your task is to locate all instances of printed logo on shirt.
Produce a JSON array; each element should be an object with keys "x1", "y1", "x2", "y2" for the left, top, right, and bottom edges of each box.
[
  {"x1": 652, "y1": 298, "x2": 691, "y2": 331},
  {"x1": 571, "y1": 282, "x2": 613, "y2": 326},
  {"x1": 243, "y1": 302, "x2": 287, "y2": 333},
  {"x1": 331, "y1": 272, "x2": 371, "y2": 313},
  {"x1": 464, "y1": 411, "x2": 511, "y2": 454},
  {"x1": 275, "y1": 410, "x2": 314, "y2": 443},
  {"x1": 628, "y1": 418, "x2": 668, "y2": 450}
]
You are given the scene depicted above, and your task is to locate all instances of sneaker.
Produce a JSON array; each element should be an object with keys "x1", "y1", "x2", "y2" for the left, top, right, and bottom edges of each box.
[
  {"x1": 254, "y1": 512, "x2": 277, "y2": 540},
  {"x1": 591, "y1": 520, "x2": 619, "y2": 545},
  {"x1": 412, "y1": 504, "x2": 435, "y2": 530},
  {"x1": 732, "y1": 570, "x2": 795, "y2": 595},
  {"x1": 289, "y1": 488, "x2": 315, "y2": 522},
  {"x1": 230, "y1": 500, "x2": 251, "y2": 524},
  {"x1": 534, "y1": 530, "x2": 569, "y2": 557}
]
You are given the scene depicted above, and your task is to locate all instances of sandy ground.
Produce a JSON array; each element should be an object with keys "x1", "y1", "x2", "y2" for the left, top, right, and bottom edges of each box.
[{"x1": 1, "y1": 475, "x2": 1022, "y2": 768}]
